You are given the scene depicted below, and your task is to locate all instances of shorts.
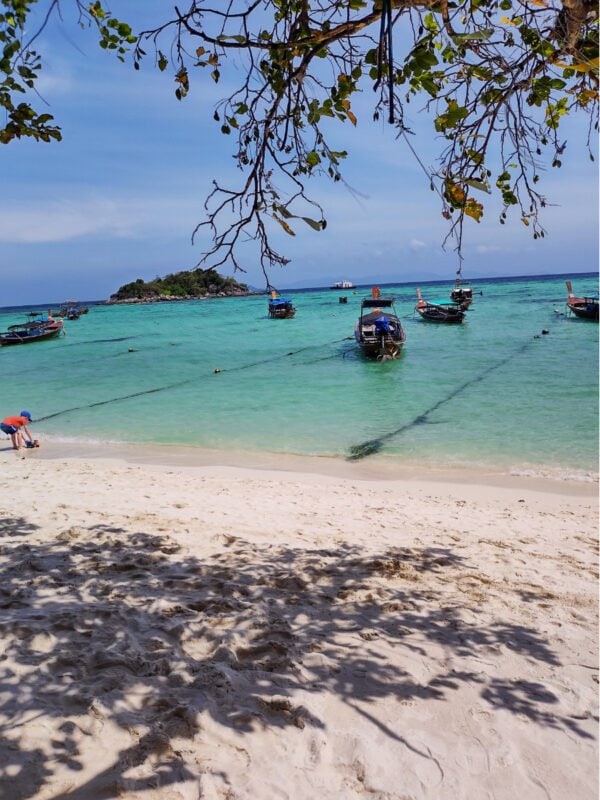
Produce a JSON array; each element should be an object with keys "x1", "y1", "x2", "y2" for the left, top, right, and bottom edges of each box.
[{"x1": 0, "y1": 424, "x2": 18, "y2": 435}]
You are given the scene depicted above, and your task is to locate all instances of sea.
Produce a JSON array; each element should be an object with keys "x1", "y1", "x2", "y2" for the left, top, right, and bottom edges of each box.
[{"x1": 1, "y1": 272, "x2": 598, "y2": 481}]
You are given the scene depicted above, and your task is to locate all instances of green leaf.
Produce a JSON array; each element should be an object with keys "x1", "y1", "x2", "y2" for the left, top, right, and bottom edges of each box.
[
  {"x1": 421, "y1": 77, "x2": 438, "y2": 97},
  {"x1": 465, "y1": 178, "x2": 491, "y2": 193},
  {"x1": 217, "y1": 34, "x2": 246, "y2": 44},
  {"x1": 452, "y1": 28, "x2": 493, "y2": 42},
  {"x1": 423, "y1": 13, "x2": 439, "y2": 33}
]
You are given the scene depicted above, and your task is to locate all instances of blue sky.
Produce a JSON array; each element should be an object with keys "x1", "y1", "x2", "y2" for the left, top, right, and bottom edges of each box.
[{"x1": 1, "y1": 3, "x2": 598, "y2": 306}]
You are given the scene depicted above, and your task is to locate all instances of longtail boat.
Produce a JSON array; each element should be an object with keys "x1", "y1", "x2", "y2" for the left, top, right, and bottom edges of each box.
[
  {"x1": 565, "y1": 281, "x2": 599, "y2": 321},
  {"x1": 0, "y1": 318, "x2": 64, "y2": 346},
  {"x1": 415, "y1": 288, "x2": 465, "y2": 324},
  {"x1": 354, "y1": 287, "x2": 406, "y2": 360}
]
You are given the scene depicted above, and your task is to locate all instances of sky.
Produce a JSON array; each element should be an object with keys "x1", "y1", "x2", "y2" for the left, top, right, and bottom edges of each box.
[{"x1": 1, "y1": 2, "x2": 598, "y2": 306}]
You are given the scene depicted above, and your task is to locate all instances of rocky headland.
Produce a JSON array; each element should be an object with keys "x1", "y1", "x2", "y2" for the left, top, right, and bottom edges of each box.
[{"x1": 107, "y1": 268, "x2": 254, "y2": 304}]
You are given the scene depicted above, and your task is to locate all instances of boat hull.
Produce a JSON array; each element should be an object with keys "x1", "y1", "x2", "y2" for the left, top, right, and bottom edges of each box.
[
  {"x1": 0, "y1": 323, "x2": 63, "y2": 345},
  {"x1": 565, "y1": 280, "x2": 598, "y2": 322},
  {"x1": 567, "y1": 301, "x2": 599, "y2": 321},
  {"x1": 355, "y1": 311, "x2": 406, "y2": 359},
  {"x1": 355, "y1": 337, "x2": 405, "y2": 359},
  {"x1": 416, "y1": 306, "x2": 465, "y2": 323},
  {"x1": 268, "y1": 308, "x2": 296, "y2": 319}
]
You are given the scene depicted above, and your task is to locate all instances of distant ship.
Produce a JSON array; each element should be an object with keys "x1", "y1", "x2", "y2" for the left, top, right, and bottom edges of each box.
[{"x1": 330, "y1": 279, "x2": 355, "y2": 290}]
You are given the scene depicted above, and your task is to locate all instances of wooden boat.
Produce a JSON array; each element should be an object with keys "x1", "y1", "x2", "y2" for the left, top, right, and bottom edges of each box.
[
  {"x1": 268, "y1": 292, "x2": 296, "y2": 319},
  {"x1": 330, "y1": 279, "x2": 354, "y2": 290},
  {"x1": 354, "y1": 287, "x2": 406, "y2": 359},
  {"x1": 450, "y1": 280, "x2": 473, "y2": 308},
  {"x1": 415, "y1": 288, "x2": 465, "y2": 323},
  {"x1": 0, "y1": 318, "x2": 64, "y2": 346},
  {"x1": 55, "y1": 301, "x2": 84, "y2": 319},
  {"x1": 565, "y1": 281, "x2": 599, "y2": 321}
]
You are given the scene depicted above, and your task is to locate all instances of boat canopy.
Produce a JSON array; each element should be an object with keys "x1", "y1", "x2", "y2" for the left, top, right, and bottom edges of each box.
[
  {"x1": 269, "y1": 298, "x2": 293, "y2": 306},
  {"x1": 427, "y1": 299, "x2": 461, "y2": 307},
  {"x1": 361, "y1": 298, "x2": 395, "y2": 308}
]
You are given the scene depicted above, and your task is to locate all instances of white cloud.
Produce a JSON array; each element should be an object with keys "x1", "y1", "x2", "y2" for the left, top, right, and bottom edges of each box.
[
  {"x1": 410, "y1": 238, "x2": 426, "y2": 250},
  {"x1": 475, "y1": 244, "x2": 502, "y2": 254},
  {"x1": 0, "y1": 193, "x2": 199, "y2": 244},
  {"x1": 34, "y1": 69, "x2": 75, "y2": 97}
]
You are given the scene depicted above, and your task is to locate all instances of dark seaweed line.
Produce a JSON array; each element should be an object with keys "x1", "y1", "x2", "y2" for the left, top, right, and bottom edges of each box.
[
  {"x1": 36, "y1": 337, "x2": 353, "y2": 423},
  {"x1": 347, "y1": 332, "x2": 547, "y2": 461}
]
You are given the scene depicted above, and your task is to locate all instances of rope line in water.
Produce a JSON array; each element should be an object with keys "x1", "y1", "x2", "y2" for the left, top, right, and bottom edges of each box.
[
  {"x1": 35, "y1": 320, "x2": 554, "y2": 455},
  {"x1": 347, "y1": 328, "x2": 552, "y2": 461},
  {"x1": 36, "y1": 336, "x2": 354, "y2": 423}
]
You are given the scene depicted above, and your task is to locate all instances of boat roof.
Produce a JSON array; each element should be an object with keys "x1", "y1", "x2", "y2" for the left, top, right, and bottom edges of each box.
[
  {"x1": 8, "y1": 321, "x2": 46, "y2": 330},
  {"x1": 269, "y1": 298, "x2": 293, "y2": 305},
  {"x1": 361, "y1": 298, "x2": 395, "y2": 308},
  {"x1": 426, "y1": 299, "x2": 461, "y2": 307}
]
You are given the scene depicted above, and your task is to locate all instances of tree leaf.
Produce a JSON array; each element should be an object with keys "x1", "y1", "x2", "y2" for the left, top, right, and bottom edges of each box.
[
  {"x1": 452, "y1": 28, "x2": 493, "y2": 42},
  {"x1": 464, "y1": 178, "x2": 491, "y2": 193},
  {"x1": 301, "y1": 217, "x2": 324, "y2": 231},
  {"x1": 273, "y1": 214, "x2": 296, "y2": 236},
  {"x1": 464, "y1": 198, "x2": 484, "y2": 221}
]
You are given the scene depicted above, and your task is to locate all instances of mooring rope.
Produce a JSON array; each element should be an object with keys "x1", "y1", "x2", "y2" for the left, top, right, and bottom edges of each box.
[
  {"x1": 34, "y1": 319, "x2": 556, "y2": 462},
  {"x1": 35, "y1": 336, "x2": 354, "y2": 422},
  {"x1": 347, "y1": 327, "x2": 552, "y2": 461}
]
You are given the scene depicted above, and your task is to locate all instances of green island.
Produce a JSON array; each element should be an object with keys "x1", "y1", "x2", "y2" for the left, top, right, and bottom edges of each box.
[{"x1": 108, "y1": 268, "x2": 251, "y2": 304}]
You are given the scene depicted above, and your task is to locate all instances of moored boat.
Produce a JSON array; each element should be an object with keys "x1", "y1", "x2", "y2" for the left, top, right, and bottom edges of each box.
[
  {"x1": 354, "y1": 287, "x2": 406, "y2": 359},
  {"x1": 330, "y1": 279, "x2": 355, "y2": 290},
  {"x1": 565, "y1": 281, "x2": 599, "y2": 321},
  {"x1": 450, "y1": 281, "x2": 473, "y2": 308},
  {"x1": 55, "y1": 301, "x2": 85, "y2": 319},
  {"x1": 415, "y1": 288, "x2": 465, "y2": 324},
  {"x1": 0, "y1": 318, "x2": 64, "y2": 346},
  {"x1": 268, "y1": 291, "x2": 296, "y2": 319}
]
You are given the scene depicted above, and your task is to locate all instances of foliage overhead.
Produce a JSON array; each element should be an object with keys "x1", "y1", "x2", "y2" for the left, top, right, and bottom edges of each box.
[{"x1": 1, "y1": 0, "x2": 598, "y2": 280}]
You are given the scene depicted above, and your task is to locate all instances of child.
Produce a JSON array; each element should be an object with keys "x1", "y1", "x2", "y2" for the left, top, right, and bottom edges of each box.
[{"x1": 1, "y1": 411, "x2": 35, "y2": 451}]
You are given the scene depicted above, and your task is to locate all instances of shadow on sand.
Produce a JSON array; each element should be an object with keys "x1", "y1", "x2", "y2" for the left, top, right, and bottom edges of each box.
[{"x1": 0, "y1": 514, "x2": 591, "y2": 798}]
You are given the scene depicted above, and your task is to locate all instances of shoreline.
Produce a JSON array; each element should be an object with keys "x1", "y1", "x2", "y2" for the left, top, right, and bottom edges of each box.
[{"x1": 2, "y1": 435, "x2": 598, "y2": 495}]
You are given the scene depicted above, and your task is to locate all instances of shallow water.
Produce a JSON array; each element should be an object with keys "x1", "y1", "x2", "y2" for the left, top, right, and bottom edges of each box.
[{"x1": 1, "y1": 273, "x2": 598, "y2": 478}]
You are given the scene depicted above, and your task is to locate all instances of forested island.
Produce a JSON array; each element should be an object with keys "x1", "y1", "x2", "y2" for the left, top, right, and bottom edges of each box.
[{"x1": 108, "y1": 268, "x2": 252, "y2": 304}]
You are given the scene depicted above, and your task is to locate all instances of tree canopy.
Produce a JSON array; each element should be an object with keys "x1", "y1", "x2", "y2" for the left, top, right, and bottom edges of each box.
[{"x1": 1, "y1": 0, "x2": 597, "y2": 279}]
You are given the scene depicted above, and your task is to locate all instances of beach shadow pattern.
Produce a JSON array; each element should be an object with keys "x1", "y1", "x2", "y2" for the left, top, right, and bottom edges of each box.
[{"x1": 0, "y1": 519, "x2": 594, "y2": 799}]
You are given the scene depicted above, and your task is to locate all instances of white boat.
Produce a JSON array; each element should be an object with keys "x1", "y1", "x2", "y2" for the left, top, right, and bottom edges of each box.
[{"x1": 330, "y1": 279, "x2": 355, "y2": 290}]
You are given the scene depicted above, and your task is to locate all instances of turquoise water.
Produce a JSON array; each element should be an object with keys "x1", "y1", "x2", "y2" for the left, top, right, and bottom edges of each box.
[{"x1": 1, "y1": 273, "x2": 598, "y2": 478}]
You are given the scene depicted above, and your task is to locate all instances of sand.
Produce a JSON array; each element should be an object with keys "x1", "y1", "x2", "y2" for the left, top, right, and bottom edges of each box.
[{"x1": 0, "y1": 442, "x2": 597, "y2": 800}]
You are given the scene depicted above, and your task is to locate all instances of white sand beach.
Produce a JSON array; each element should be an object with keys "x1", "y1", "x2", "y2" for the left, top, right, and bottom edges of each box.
[{"x1": 0, "y1": 443, "x2": 597, "y2": 800}]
